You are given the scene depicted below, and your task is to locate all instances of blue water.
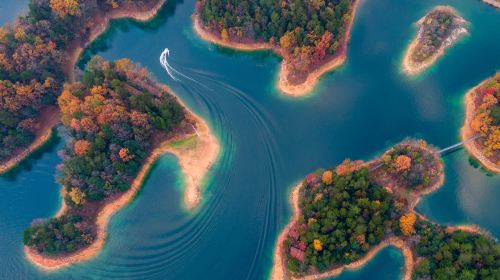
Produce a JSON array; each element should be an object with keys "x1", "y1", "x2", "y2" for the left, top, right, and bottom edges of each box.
[
  {"x1": 0, "y1": 0, "x2": 29, "y2": 25},
  {"x1": 0, "y1": 0, "x2": 499, "y2": 279}
]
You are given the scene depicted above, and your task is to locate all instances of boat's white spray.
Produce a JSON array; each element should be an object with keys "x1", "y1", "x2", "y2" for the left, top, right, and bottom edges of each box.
[{"x1": 159, "y1": 48, "x2": 180, "y2": 81}]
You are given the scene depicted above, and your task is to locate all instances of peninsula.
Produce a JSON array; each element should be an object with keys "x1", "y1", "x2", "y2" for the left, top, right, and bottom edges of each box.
[
  {"x1": 402, "y1": 6, "x2": 468, "y2": 75},
  {"x1": 23, "y1": 58, "x2": 219, "y2": 270},
  {"x1": 0, "y1": 0, "x2": 166, "y2": 174},
  {"x1": 194, "y1": 0, "x2": 360, "y2": 96},
  {"x1": 461, "y1": 73, "x2": 500, "y2": 173},
  {"x1": 272, "y1": 139, "x2": 499, "y2": 279}
]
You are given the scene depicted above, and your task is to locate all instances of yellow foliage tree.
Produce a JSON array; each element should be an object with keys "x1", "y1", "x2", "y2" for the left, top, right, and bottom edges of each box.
[
  {"x1": 399, "y1": 212, "x2": 417, "y2": 236},
  {"x1": 313, "y1": 239, "x2": 323, "y2": 251},
  {"x1": 322, "y1": 170, "x2": 333, "y2": 185},
  {"x1": 69, "y1": 187, "x2": 85, "y2": 206},
  {"x1": 50, "y1": 0, "x2": 81, "y2": 17}
]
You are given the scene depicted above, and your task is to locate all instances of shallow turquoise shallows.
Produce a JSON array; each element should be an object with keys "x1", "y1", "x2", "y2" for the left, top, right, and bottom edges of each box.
[{"x1": 1, "y1": 0, "x2": 499, "y2": 279}]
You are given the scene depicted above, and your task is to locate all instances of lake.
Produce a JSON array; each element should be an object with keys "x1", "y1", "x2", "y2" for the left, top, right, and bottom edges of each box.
[{"x1": 0, "y1": 0, "x2": 499, "y2": 279}]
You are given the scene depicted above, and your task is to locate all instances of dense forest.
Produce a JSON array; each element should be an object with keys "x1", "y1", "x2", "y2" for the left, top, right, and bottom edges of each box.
[
  {"x1": 411, "y1": 7, "x2": 467, "y2": 63},
  {"x1": 284, "y1": 165, "x2": 398, "y2": 273},
  {"x1": 413, "y1": 220, "x2": 500, "y2": 279},
  {"x1": 0, "y1": 0, "x2": 161, "y2": 163},
  {"x1": 469, "y1": 74, "x2": 500, "y2": 164},
  {"x1": 196, "y1": 0, "x2": 355, "y2": 83},
  {"x1": 24, "y1": 57, "x2": 185, "y2": 255}
]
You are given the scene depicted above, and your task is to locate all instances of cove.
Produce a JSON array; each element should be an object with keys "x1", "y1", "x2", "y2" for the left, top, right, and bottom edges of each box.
[{"x1": 0, "y1": 0, "x2": 499, "y2": 279}]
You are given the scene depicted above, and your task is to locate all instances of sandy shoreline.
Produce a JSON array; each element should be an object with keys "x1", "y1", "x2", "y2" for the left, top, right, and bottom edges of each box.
[
  {"x1": 0, "y1": 106, "x2": 61, "y2": 174},
  {"x1": 25, "y1": 103, "x2": 219, "y2": 270},
  {"x1": 402, "y1": 6, "x2": 467, "y2": 76},
  {"x1": 482, "y1": 0, "x2": 500, "y2": 9},
  {"x1": 270, "y1": 183, "x2": 413, "y2": 280},
  {"x1": 461, "y1": 80, "x2": 500, "y2": 173},
  {"x1": 193, "y1": 0, "x2": 360, "y2": 97}
]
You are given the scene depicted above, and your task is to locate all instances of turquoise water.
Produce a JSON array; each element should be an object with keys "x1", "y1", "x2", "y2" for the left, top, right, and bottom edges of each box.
[{"x1": 1, "y1": 0, "x2": 499, "y2": 279}]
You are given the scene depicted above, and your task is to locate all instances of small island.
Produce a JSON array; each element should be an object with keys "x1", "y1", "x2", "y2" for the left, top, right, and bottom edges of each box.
[
  {"x1": 461, "y1": 73, "x2": 500, "y2": 173},
  {"x1": 402, "y1": 6, "x2": 468, "y2": 75},
  {"x1": 272, "y1": 140, "x2": 499, "y2": 279},
  {"x1": 194, "y1": 0, "x2": 360, "y2": 96},
  {"x1": 23, "y1": 57, "x2": 219, "y2": 270},
  {"x1": 0, "y1": 0, "x2": 166, "y2": 174}
]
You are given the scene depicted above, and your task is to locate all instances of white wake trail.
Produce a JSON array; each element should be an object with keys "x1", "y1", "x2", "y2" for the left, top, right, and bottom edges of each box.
[{"x1": 159, "y1": 48, "x2": 212, "y2": 90}]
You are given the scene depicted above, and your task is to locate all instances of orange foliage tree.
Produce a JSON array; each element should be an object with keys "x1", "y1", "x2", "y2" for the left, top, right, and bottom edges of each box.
[
  {"x1": 74, "y1": 140, "x2": 91, "y2": 156},
  {"x1": 394, "y1": 155, "x2": 412, "y2": 172},
  {"x1": 399, "y1": 212, "x2": 417, "y2": 236},
  {"x1": 322, "y1": 170, "x2": 333, "y2": 185},
  {"x1": 119, "y1": 147, "x2": 134, "y2": 162}
]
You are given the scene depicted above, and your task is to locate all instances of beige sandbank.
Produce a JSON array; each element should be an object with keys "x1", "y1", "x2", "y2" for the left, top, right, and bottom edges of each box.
[
  {"x1": 461, "y1": 80, "x2": 500, "y2": 173},
  {"x1": 482, "y1": 0, "x2": 500, "y2": 9},
  {"x1": 402, "y1": 6, "x2": 468, "y2": 76},
  {"x1": 25, "y1": 103, "x2": 219, "y2": 270},
  {"x1": 193, "y1": 0, "x2": 361, "y2": 97},
  {"x1": 0, "y1": 106, "x2": 60, "y2": 174},
  {"x1": 270, "y1": 183, "x2": 413, "y2": 280}
]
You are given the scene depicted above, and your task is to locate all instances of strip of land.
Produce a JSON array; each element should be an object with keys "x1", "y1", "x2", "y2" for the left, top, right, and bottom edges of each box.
[
  {"x1": 461, "y1": 79, "x2": 500, "y2": 173},
  {"x1": 25, "y1": 103, "x2": 219, "y2": 270},
  {"x1": 193, "y1": 0, "x2": 361, "y2": 97}
]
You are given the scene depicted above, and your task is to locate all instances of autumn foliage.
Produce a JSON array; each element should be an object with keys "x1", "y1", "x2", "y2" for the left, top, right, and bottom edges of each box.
[
  {"x1": 321, "y1": 170, "x2": 333, "y2": 185},
  {"x1": 469, "y1": 74, "x2": 500, "y2": 162},
  {"x1": 394, "y1": 155, "x2": 412, "y2": 172},
  {"x1": 399, "y1": 212, "x2": 417, "y2": 236},
  {"x1": 50, "y1": 0, "x2": 81, "y2": 17},
  {"x1": 73, "y1": 140, "x2": 91, "y2": 156}
]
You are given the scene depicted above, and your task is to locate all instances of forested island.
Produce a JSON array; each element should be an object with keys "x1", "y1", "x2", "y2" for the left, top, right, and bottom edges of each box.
[
  {"x1": 194, "y1": 0, "x2": 359, "y2": 96},
  {"x1": 0, "y1": 0, "x2": 166, "y2": 174},
  {"x1": 402, "y1": 6, "x2": 468, "y2": 75},
  {"x1": 272, "y1": 140, "x2": 500, "y2": 279},
  {"x1": 462, "y1": 73, "x2": 500, "y2": 173},
  {"x1": 23, "y1": 57, "x2": 219, "y2": 270}
]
